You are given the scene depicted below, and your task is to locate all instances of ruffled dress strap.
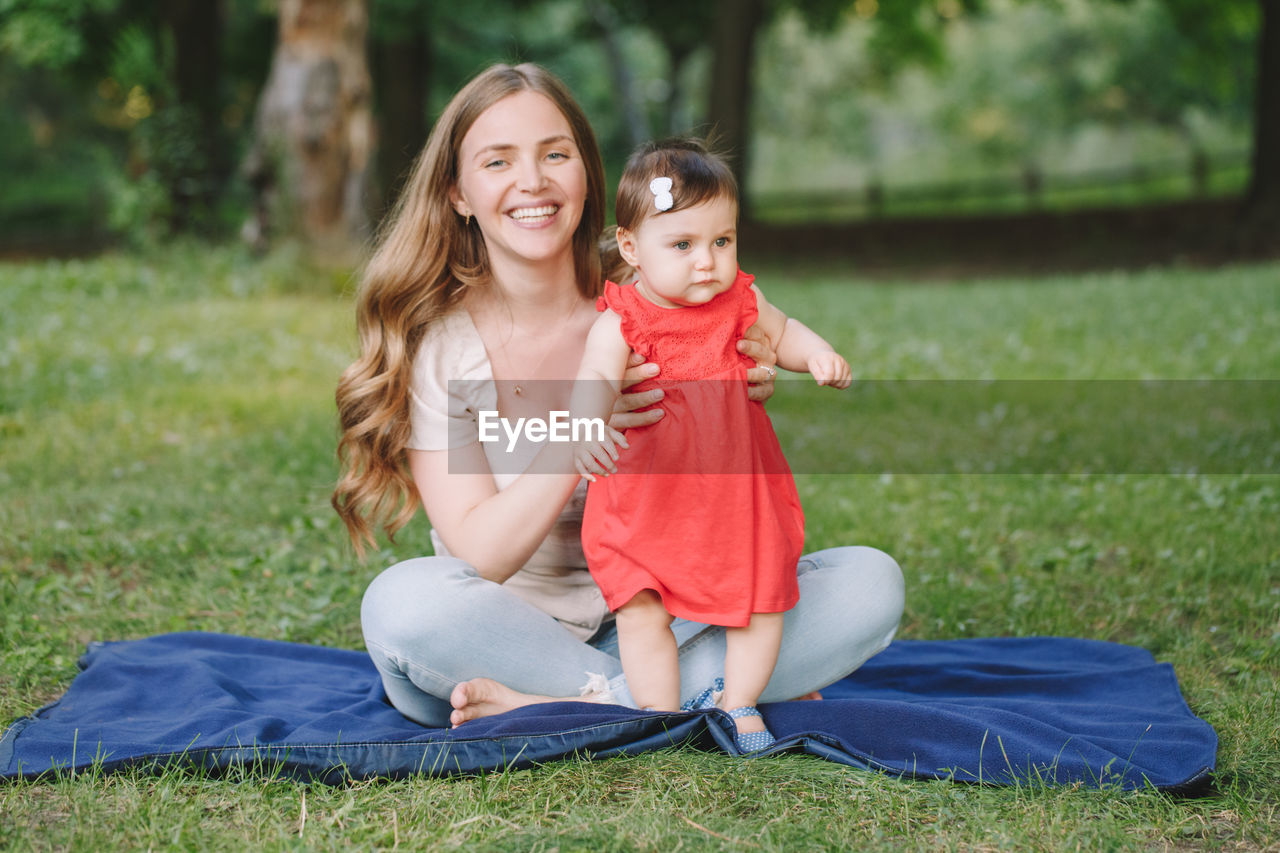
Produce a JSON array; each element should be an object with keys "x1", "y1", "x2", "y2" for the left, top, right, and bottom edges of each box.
[
  {"x1": 598, "y1": 279, "x2": 657, "y2": 361},
  {"x1": 728, "y1": 268, "x2": 758, "y2": 338}
]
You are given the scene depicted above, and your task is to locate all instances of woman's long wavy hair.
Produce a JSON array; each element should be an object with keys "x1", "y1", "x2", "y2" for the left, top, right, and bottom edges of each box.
[{"x1": 333, "y1": 63, "x2": 606, "y2": 554}]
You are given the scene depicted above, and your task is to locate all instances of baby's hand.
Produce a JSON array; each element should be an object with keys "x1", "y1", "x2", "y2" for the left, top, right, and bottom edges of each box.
[
  {"x1": 809, "y1": 351, "x2": 852, "y2": 389},
  {"x1": 573, "y1": 427, "x2": 630, "y2": 482}
]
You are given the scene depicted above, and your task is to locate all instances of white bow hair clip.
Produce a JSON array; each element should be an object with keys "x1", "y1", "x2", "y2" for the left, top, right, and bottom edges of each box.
[{"x1": 650, "y1": 177, "x2": 674, "y2": 211}]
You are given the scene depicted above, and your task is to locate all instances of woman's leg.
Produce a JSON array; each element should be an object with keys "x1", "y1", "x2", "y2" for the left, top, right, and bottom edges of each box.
[
  {"x1": 614, "y1": 590, "x2": 679, "y2": 711},
  {"x1": 670, "y1": 545, "x2": 904, "y2": 706},
  {"x1": 361, "y1": 556, "x2": 634, "y2": 727},
  {"x1": 362, "y1": 546, "x2": 902, "y2": 726}
]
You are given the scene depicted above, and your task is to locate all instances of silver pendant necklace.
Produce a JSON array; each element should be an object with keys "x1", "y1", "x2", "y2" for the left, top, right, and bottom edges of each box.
[{"x1": 501, "y1": 302, "x2": 578, "y2": 396}]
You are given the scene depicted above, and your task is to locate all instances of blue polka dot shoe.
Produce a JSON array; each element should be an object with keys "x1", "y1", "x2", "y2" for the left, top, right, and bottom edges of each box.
[
  {"x1": 681, "y1": 677, "x2": 724, "y2": 711},
  {"x1": 726, "y1": 705, "x2": 776, "y2": 753}
]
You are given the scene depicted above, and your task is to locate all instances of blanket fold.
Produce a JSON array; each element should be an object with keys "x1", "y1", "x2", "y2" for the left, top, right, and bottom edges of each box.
[{"x1": 1, "y1": 632, "x2": 1215, "y2": 791}]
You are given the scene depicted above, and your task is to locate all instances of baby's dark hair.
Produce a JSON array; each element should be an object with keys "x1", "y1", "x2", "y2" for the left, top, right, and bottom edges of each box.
[{"x1": 615, "y1": 138, "x2": 738, "y2": 232}]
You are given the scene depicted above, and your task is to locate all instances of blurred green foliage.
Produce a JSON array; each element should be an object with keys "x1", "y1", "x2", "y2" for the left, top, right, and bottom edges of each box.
[
  {"x1": 0, "y1": 0, "x2": 1261, "y2": 250},
  {"x1": 0, "y1": 0, "x2": 275, "y2": 246},
  {"x1": 754, "y1": 0, "x2": 1254, "y2": 200}
]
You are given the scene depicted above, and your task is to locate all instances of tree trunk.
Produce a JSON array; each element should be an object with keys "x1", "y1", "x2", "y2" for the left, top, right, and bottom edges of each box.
[
  {"x1": 373, "y1": 16, "x2": 430, "y2": 211},
  {"x1": 665, "y1": 44, "x2": 693, "y2": 135},
  {"x1": 706, "y1": 0, "x2": 765, "y2": 220},
  {"x1": 1243, "y1": 0, "x2": 1280, "y2": 247},
  {"x1": 162, "y1": 0, "x2": 225, "y2": 231},
  {"x1": 589, "y1": 2, "x2": 649, "y2": 149},
  {"x1": 242, "y1": 0, "x2": 375, "y2": 258}
]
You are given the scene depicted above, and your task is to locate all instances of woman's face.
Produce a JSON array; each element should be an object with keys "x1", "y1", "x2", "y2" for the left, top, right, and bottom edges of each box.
[{"x1": 452, "y1": 91, "x2": 588, "y2": 272}]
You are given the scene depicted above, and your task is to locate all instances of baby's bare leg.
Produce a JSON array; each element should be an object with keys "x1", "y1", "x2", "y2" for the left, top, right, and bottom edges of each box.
[
  {"x1": 615, "y1": 590, "x2": 679, "y2": 711},
  {"x1": 722, "y1": 612, "x2": 785, "y2": 732}
]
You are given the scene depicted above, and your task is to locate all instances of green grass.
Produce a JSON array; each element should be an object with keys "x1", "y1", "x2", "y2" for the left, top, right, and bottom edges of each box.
[{"x1": 2, "y1": 245, "x2": 1278, "y2": 850}]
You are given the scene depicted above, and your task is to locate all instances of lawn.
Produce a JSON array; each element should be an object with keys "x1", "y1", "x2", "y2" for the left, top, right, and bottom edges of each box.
[{"x1": 1, "y1": 245, "x2": 1277, "y2": 850}]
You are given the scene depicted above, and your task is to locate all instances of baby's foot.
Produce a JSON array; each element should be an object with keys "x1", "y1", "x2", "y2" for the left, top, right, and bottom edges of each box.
[
  {"x1": 723, "y1": 705, "x2": 776, "y2": 753},
  {"x1": 732, "y1": 709, "x2": 767, "y2": 734}
]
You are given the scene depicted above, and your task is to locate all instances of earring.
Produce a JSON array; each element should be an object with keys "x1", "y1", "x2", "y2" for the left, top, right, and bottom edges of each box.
[{"x1": 463, "y1": 212, "x2": 472, "y2": 227}]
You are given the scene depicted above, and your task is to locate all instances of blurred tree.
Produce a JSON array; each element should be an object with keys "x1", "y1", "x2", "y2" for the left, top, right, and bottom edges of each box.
[
  {"x1": 0, "y1": 0, "x2": 244, "y2": 236},
  {"x1": 706, "y1": 0, "x2": 764, "y2": 210},
  {"x1": 752, "y1": 0, "x2": 1270, "y2": 230},
  {"x1": 585, "y1": 2, "x2": 647, "y2": 148},
  {"x1": 1111, "y1": 0, "x2": 1275, "y2": 241},
  {"x1": 1242, "y1": 0, "x2": 1278, "y2": 240},
  {"x1": 369, "y1": 0, "x2": 430, "y2": 209},
  {"x1": 556, "y1": 0, "x2": 982, "y2": 215},
  {"x1": 586, "y1": 0, "x2": 707, "y2": 145},
  {"x1": 159, "y1": 1, "x2": 227, "y2": 228},
  {"x1": 0, "y1": 1, "x2": 123, "y2": 245},
  {"x1": 0, "y1": 0, "x2": 106, "y2": 70},
  {"x1": 241, "y1": 0, "x2": 375, "y2": 257},
  {"x1": 701, "y1": 0, "x2": 984, "y2": 218},
  {"x1": 919, "y1": 1, "x2": 1255, "y2": 173}
]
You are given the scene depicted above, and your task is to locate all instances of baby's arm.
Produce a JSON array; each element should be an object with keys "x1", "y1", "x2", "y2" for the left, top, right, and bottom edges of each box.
[
  {"x1": 750, "y1": 285, "x2": 851, "y2": 389},
  {"x1": 571, "y1": 310, "x2": 633, "y2": 480}
]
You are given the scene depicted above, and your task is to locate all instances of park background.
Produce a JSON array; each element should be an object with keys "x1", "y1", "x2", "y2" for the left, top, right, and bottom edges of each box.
[{"x1": 2, "y1": 0, "x2": 1278, "y2": 849}]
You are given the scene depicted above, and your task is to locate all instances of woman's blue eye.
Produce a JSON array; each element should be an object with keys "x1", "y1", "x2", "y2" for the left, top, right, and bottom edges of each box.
[
  {"x1": 485, "y1": 159, "x2": 507, "y2": 169},
  {"x1": 715, "y1": 237, "x2": 729, "y2": 247},
  {"x1": 675, "y1": 241, "x2": 690, "y2": 251},
  {"x1": 547, "y1": 151, "x2": 568, "y2": 161}
]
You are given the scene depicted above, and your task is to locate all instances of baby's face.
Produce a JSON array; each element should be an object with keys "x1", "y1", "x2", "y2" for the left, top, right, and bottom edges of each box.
[{"x1": 620, "y1": 195, "x2": 738, "y2": 309}]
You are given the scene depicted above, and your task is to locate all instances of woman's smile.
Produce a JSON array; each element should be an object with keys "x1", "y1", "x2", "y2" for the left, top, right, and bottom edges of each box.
[{"x1": 507, "y1": 203, "x2": 561, "y2": 225}]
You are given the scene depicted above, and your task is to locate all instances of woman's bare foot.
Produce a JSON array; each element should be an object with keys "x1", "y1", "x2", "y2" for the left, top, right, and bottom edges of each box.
[
  {"x1": 449, "y1": 678, "x2": 561, "y2": 727},
  {"x1": 790, "y1": 691, "x2": 823, "y2": 702}
]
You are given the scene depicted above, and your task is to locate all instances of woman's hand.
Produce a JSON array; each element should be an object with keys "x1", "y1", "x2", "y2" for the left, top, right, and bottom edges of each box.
[
  {"x1": 608, "y1": 352, "x2": 665, "y2": 430},
  {"x1": 738, "y1": 323, "x2": 778, "y2": 403}
]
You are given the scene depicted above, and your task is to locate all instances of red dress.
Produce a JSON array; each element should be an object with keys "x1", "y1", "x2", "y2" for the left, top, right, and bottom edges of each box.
[{"x1": 581, "y1": 269, "x2": 804, "y2": 627}]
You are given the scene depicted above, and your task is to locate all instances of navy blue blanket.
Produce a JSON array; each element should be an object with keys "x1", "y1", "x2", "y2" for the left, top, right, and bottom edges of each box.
[{"x1": 1, "y1": 632, "x2": 1215, "y2": 791}]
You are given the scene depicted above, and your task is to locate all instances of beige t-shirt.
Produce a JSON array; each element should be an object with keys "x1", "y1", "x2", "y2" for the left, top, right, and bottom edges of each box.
[{"x1": 406, "y1": 307, "x2": 609, "y2": 641}]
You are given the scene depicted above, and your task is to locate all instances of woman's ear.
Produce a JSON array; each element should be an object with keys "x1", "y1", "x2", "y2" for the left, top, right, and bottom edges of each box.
[
  {"x1": 449, "y1": 185, "x2": 470, "y2": 219},
  {"x1": 616, "y1": 226, "x2": 640, "y2": 268}
]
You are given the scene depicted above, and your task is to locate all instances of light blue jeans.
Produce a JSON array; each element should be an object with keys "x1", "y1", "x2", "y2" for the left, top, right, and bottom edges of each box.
[{"x1": 361, "y1": 546, "x2": 905, "y2": 727}]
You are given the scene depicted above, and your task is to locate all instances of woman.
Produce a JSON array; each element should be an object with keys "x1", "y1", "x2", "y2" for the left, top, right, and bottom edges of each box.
[{"x1": 333, "y1": 63, "x2": 904, "y2": 729}]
